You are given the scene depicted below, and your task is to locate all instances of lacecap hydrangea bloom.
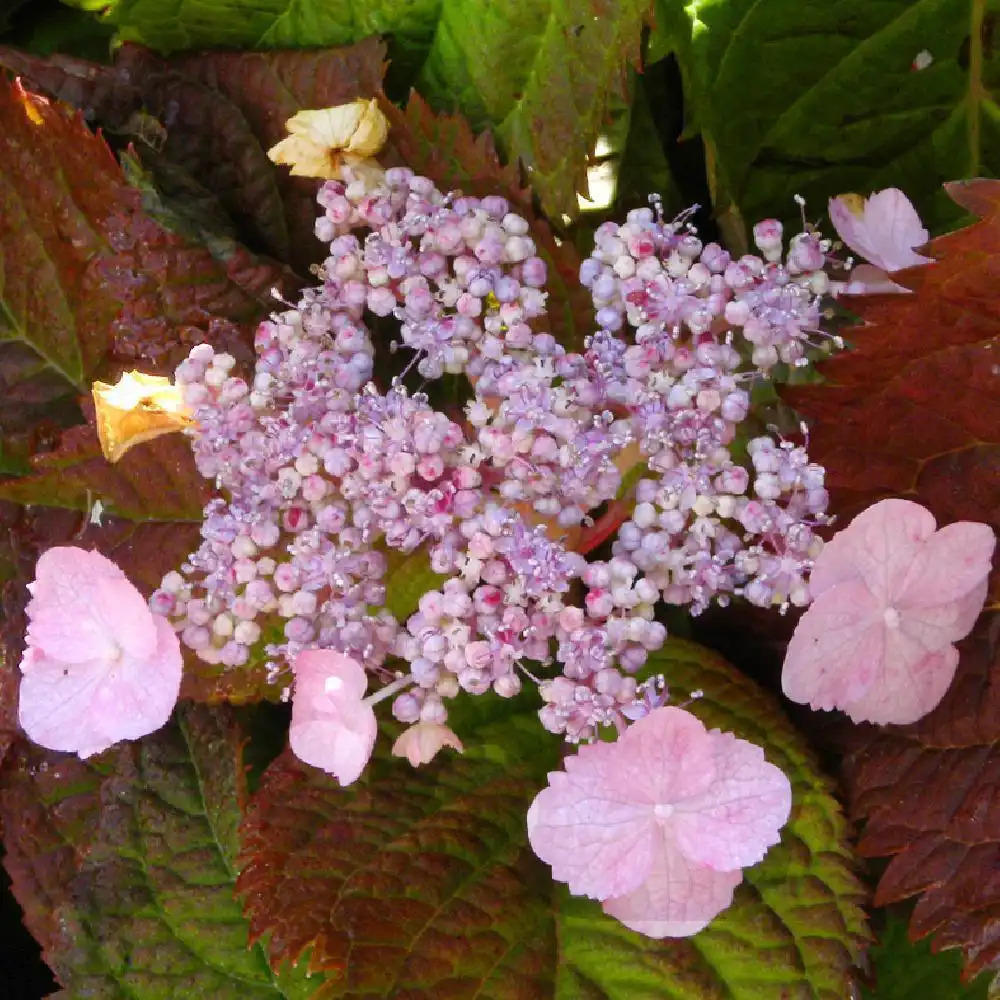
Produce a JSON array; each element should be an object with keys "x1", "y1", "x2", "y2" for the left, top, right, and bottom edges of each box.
[
  {"x1": 153, "y1": 173, "x2": 837, "y2": 749},
  {"x1": 130, "y1": 103, "x2": 983, "y2": 936}
]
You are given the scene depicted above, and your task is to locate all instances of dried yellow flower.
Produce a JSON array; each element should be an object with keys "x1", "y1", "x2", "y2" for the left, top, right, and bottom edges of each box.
[
  {"x1": 92, "y1": 371, "x2": 192, "y2": 464},
  {"x1": 266, "y1": 98, "x2": 389, "y2": 181}
]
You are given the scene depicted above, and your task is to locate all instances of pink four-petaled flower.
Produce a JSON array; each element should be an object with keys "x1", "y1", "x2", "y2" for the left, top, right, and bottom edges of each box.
[
  {"x1": 18, "y1": 547, "x2": 183, "y2": 758},
  {"x1": 527, "y1": 706, "x2": 791, "y2": 937},
  {"x1": 782, "y1": 499, "x2": 995, "y2": 725}
]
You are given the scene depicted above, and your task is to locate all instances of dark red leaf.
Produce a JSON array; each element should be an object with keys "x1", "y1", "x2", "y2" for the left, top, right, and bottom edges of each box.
[
  {"x1": 0, "y1": 421, "x2": 207, "y2": 522},
  {"x1": 236, "y1": 741, "x2": 555, "y2": 993},
  {"x1": 786, "y1": 181, "x2": 1000, "y2": 602},
  {"x1": 843, "y1": 614, "x2": 1000, "y2": 978},
  {"x1": 0, "y1": 742, "x2": 105, "y2": 975},
  {"x1": 0, "y1": 78, "x2": 121, "y2": 423},
  {"x1": 788, "y1": 180, "x2": 1000, "y2": 976},
  {"x1": 0, "y1": 38, "x2": 388, "y2": 273}
]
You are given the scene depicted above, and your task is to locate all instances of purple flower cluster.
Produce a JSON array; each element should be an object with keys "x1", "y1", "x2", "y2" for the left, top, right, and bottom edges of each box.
[{"x1": 152, "y1": 166, "x2": 836, "y2": 744}]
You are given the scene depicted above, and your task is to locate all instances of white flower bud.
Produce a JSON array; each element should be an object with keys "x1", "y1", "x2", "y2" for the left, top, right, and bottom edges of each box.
[
  {"x1": 212, "y1": 613, "x2": 235, "y2": 638},
  {"x1": 234, "y1": 621, "x2": 261, "y2": 645}
]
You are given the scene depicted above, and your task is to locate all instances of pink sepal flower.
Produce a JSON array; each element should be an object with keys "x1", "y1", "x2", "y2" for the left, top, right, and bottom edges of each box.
[
  {"x1": 829, "y1": 189, "x2": 931, "y2": 294},
  {"x1": 782, "y1": 499, "x2": 995, "y2": 725},
  {"x1": 391, "y1": 722, "x2": 464, "y2": 767},
  {"x1": 18, "y1": 547, "x2": 182, "y2": 759},
  {"x1": 526, "y1": 706, "x2": 791, "y2": 937},
  {"x1": 289, "y1": 649, "x2": 377, "y2": 785}
]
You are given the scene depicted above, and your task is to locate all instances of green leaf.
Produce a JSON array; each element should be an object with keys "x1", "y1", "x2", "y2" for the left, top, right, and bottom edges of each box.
[
  {"x1": 381, "y1": 546, "x2": 447, "y2": 623},
  {"x1": 613, "y1": 71, "x2": 684, "y2": 218},
  {"x1": 554, "y1": 638, "x2": 870, "y2": 1000},
  {"x1": 415, "y1": 0, "x2": 652, "y2": 217},
  {"x1": 860, "y1": 911, "x2": 991, "y2": 1000},
  {"x1": 0, "y1": 704, "x2": 320, "y2": 997},
  {"x1": 239, "y1": 638, "x2": 869, "y2": 998},
  {"x1": 4, "y1": 2, "x2": 114, "y2": 59},
  {"x1": 237, "y1": 713, "x2": 560, "y2": 990},
  {"x1": 658, "y1": 0, "x2": 1000, "y2": 240},
  {"x1": 67, "y1": 0, "x2": 651, "y2": 219}
]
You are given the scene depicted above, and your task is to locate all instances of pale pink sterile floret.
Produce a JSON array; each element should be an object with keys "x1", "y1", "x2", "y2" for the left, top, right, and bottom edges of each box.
[
  {"x1": 782, "y1": 499, "x2": 995, "y2": 725},
  {"x1": 829, "y1": 189, "x2": 931, "y2": 272},
  {"x1": 18, "y1": 547, "x2": 182, "y2": 759},
  {"x1": 829, "y1": 189, "x2": 931, "y2": 294},
  {"x1": 526, "y1": 706, "x2": 792, "y2": 937},
  {"x1": 391, "y1": 722, "x2": 464, "y2": 767},
  {"x1": 289, "y1": 649, "x2": 377, "y2": 785}
]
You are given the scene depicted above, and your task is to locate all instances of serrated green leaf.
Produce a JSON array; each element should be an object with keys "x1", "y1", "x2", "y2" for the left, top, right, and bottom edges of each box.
[
  {"x1": 553, "y1": 638, "x2": 870, "y2": 1000},
  {"x1": 239, "y1": 637, "x2": 869, "y2": 998},
  {"x1": 658, "y1": 0, "x2": 1000, "y2": 240},
  {"x1": 67, "y1": 0, "x2": 651, "y2": 219},
  {"x1": 0, "y1": 704, "x2": 321, "y2": 997},
  {"x1": 237, "y1": 713, "x2": 559, "y2": 992},
  {"x1": 416, "y1": 0, "x2": 651, "y2": 217},
  {"x1": 860, "y1": 911, "x2": 991, "y2": 1000}
]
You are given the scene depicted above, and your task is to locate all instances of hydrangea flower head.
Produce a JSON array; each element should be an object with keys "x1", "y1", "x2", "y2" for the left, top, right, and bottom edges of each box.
[
  {"x1": 782, "y1": 499, "x2": 995, "y2": 725},
  {"x1": 18, "y1": 547, "x2": 183, "y2": 758},
  {"x1": 829, "y1": 188, "x2": 931, "y2": 293},
  {"x1": 289, "y1": 649, "x2": 378, "y2": 785},
  {"x1": 527, "y1": 706, "x2": 792, "y2": 937},
  {"x1": 267, "y1": 99, "x2": 388, "y2": 182}
]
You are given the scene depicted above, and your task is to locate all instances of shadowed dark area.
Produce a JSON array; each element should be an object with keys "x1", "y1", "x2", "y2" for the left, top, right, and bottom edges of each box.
[{"x1": 0, "y1": 850, "x2": 56, "y2": 999}]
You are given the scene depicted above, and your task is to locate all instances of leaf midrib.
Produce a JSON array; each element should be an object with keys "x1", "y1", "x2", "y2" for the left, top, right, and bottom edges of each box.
[{"x1": 177, "y1": 714, "x2": 293, "y2": 997}]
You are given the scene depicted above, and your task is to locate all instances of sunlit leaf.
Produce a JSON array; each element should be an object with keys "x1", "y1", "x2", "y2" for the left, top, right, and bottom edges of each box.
[{"x1": 656, "y1": 0, "x2": 1000, "y2": 244}]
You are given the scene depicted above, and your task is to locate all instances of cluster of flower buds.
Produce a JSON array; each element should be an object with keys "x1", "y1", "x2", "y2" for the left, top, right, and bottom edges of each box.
[{"x1": 151, "y1": 164, "x2": 836, "y2": 748}]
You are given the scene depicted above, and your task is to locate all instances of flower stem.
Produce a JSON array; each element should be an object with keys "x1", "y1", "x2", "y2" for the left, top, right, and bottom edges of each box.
[{"x1": 365, "y1": 673, "x2": 415, "y2": 707}]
